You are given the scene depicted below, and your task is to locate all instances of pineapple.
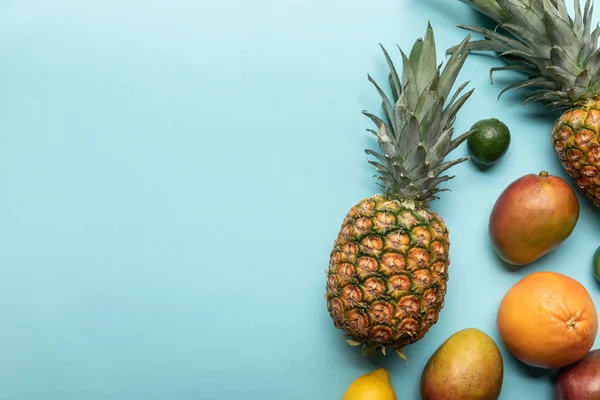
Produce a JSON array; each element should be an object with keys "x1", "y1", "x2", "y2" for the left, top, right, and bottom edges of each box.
[
  {"x1": 451, "y1": 0, "x2": 600, "y2": 207},
  {"x1": 326, "y1": 24, "x2": 475, "y2": 358}
]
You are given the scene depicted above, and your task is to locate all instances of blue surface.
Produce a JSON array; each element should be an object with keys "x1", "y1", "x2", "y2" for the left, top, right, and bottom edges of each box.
[{"x1": 0, "y1": 0, "x2": 598, "y2": 399}]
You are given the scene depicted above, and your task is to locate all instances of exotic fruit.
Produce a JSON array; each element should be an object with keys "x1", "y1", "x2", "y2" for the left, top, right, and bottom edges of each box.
[
  {"x1": 489, "y1": 171, "x2": 580, "y2": 266},
  {"x1": 555, "y1": 349, "x2": 600, "y2": 400},
  {"x1": 420, "y1": 328, "x2": 504, "y2": 400},
  {"x1": 451, "y1": 0, "x2": 600, "y2": 207},
  {"x1": 325, "y1": 24, "x2": 476, "y2": 358}
]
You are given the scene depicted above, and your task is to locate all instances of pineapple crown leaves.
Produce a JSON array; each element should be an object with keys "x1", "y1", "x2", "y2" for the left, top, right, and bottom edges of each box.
[
  {"x1": 451, "y1": 0, "x2": 600, "y2": 108},
  {"x1": 364, "y1": 23, "x2": 476, "y2": 205}
]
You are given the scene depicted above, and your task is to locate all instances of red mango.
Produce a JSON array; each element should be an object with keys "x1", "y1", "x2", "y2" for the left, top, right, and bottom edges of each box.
[{"x1": 489, "y1": 171, "x2": 580, "y2": 266}]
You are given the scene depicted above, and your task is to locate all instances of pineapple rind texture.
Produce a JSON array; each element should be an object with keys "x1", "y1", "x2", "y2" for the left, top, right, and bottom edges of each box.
[
  {"x1": 326, "y1": 195, "x2": 450, "y2": 353},
  {"x1": 552, "y1": 99, "x2": 600, "y2": 206}
]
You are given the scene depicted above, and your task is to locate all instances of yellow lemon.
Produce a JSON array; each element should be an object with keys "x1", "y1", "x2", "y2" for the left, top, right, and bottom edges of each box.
[{"x1": 342, "y1": 368, "x2": 396, "y2": 400}]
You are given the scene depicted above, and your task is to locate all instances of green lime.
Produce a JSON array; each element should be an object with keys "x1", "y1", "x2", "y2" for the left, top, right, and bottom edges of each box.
[
  {"x1": 467, "y1": 118, "x2": 511, "y2": 167},
  {"x1": 594, "y1": 246, "x2": 600, "y2": 282}
]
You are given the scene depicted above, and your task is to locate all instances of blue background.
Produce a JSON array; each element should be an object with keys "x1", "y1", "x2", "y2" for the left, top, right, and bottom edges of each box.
[{"x1": 0, "y1": 0, "x2": 597, "y2": 399}]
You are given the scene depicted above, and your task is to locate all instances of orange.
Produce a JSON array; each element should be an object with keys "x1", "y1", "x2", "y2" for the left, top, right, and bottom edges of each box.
[{"x1": 497, "y1": 271, "x2": 598, "y2": 369}]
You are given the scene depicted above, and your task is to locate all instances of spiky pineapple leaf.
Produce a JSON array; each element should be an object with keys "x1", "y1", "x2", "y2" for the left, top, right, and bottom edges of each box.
[
  {"x1": 586, "y1": 51, "x2": 600, "y2": 72},
  {"x1": 426, "y1": 127, "x2": 453, "y2": 164},
  {"x1": 497, "y1": 76, "x2": 557, "y2": 99},
  {"x1": 413, "y1": 23, "x2": 437, "y2": 95},
  {"x1": 448, "y1": 80, "x2": 470, "y2": 103},
  {"x1": 449, "y1": 129, "x2": 477, "y2": 152},
  {"x1": 394, "y1": 347, "x2": 409, "y2": 363},
  {"x1": 574, "y1": 0, "x2": 584, "y2": 34},
  {"x1": 343, "y1": 338, "x2": 363, "y2": 347},
  {"x1": 379, "y1": 44, "x2": 402, "y2": 104},
  {"x1": 415, "y1": 90, "x2": 438, "y2": 130},
  {"x1": 553, "y1": 0, "x2": 571, "y2": 20},
  {"x1": 502, "y1": 23, "x2": 551, "y2": 55},
  {"x1": 441, "y1": 88, "x2": 475, "y2": 129},
  {"x1": 368, "y1": 74, "x2": 396, "y2": 133},
  {"x1": 490, "y1": 65, "x2": 539, "y2": 84},
  {"x1": 447, "y1": 38, "x2": 507, "y2": 54},
  {"x1": 400, "y1": 49, "x2": 419, "y2": 111},
  {"x1": 456, "y1": 25, "x2": 532, "y2": 53},
  {"x1": 576, "y1": 68, "x2": 592, "y2": 87},
  {"x1": 395, "y1": 113, "x2": 416, "y2": 160},
  {"x1": 419, "y1": 97, "x2": 444, "y2": 149},
  {"x1": 458, "y1": 0, "x2": 510, "y2": 22},
  {"x1": 361, "y1": 344, "x2": 377, "y2": 357},
  {"x1": 544, "y1": 6, "x2": 581, "y2": 58},
  {"x1": 438, "y1": 35, "x2": 472, "y2": 103},
  {"x1": 496, "y1": 0, "x2": 547, "y2": 34}
]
